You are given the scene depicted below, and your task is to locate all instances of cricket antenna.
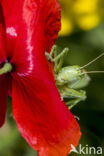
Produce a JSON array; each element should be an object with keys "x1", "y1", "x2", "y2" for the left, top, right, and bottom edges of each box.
[
  {"x1": 80, "y1": 53, "x2": 104, "y2": 69},
  {"x1": 83, "y1": 71, "x2": 104, "y2": 74}
]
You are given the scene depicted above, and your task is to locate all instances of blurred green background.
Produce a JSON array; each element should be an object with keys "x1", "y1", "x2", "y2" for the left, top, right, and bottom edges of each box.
[{"x1": 0, "y1": 0, "x2": 104, "y2": 156}]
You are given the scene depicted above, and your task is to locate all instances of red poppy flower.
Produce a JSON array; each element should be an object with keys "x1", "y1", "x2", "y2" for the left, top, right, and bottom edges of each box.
[{"x1": 0, "y1": 0, "x2": 81, "y2": 155}]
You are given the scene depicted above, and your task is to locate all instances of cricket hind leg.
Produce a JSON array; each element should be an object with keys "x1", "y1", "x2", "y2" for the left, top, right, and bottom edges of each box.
[
  {"x1": 66, "y1": 99, "x2": 81, "y2": 110},
  {"x1": 60, "y1": 88, "x2": 87, "y2": 109}
]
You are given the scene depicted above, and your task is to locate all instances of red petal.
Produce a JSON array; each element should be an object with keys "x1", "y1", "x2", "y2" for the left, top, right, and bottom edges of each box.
[
  {"x1": 2, "y1": 0, "x2": 81, "y2": 155},
  {"x1": 1, "y1": 0, "x2": 23, "y2": 57},
  {"x1": 12, "y1": 75, "x2": 81, "y2": 156},
  {"x1": 0, "y1": 75, "x2": 9, "y2": 127},
  {"x1": 41, "y1": 0, "x2": 61, "y2": 52},
  {"x1": 0, "y1": 3, "x2": 6, "y2": 61},
  {"x1": 0, "y1": 4, "x2": 9, "y2": 127},
  {"x1": 2, "y1": 0, "x2": 61, "y2": 56}
]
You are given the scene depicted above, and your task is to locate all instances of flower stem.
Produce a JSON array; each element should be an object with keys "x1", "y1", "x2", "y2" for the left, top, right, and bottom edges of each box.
[{"x1": 0, "y1": 63, "x2": 12, "y2": 75}]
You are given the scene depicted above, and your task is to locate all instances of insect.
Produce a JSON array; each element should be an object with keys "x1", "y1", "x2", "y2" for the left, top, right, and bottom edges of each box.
[{"x1": 45, "y1": 45, "x2": 104, "y2": 109}]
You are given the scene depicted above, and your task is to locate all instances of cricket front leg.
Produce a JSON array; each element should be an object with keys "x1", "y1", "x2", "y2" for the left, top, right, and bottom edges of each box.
[
  {"x1": 55, "y1": 48, "x2": 69, "y2": 73},
  {"x1": 45, "y1": 45, "x2": 57, "y2": 62},
  {"x1": 45, "y1": 45, "x2": 69, "y2": 72}
]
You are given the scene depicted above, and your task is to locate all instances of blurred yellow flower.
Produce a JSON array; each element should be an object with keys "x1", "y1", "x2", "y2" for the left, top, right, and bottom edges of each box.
[
  {"x1": 59, "y1": 0, "x2": 104, "y2": 35},
  {"x1": 77, "y1": 14, "x2": 100, "y2": 30},
  {"x1": 59, "y1": 15, "x2": 73, "y2": 36}
]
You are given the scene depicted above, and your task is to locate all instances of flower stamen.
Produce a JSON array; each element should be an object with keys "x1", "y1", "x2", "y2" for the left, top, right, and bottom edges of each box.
[{"x1": 0, "y1": 63, "x2": 12, "y2": 75}]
